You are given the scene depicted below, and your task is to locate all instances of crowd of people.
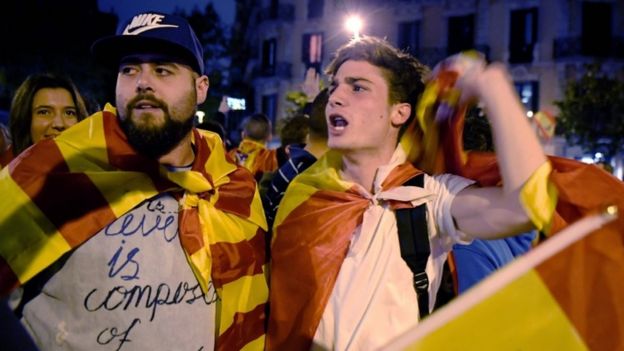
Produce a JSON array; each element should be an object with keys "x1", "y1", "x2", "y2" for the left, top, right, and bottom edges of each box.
[{"x1": 0, "y1": 9, "x2": 622, "y2": 351}]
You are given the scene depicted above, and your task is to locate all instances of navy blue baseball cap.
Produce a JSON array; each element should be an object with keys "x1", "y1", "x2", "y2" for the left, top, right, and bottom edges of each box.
[{"x1": 91, "y1": 11, "x2": 205, "y2": 75}]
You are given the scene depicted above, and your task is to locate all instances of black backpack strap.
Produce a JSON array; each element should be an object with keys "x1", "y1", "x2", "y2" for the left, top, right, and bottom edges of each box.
[{"x1": 394, "y1": 173, "x2": 431, "y2": 318}]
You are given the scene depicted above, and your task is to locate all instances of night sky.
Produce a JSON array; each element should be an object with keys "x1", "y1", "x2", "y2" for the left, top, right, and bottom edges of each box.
[{"x1": 97, "y1": 0, "x2": 235, "y2": 24}]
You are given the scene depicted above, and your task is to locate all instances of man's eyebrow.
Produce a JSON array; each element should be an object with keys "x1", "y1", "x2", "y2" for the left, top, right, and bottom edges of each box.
[{"x1": 344, "y1": 76, "x2": 373, "y2": 85}]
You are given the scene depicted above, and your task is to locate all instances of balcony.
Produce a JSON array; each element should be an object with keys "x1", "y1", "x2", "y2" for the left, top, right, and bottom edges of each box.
[
  {"x1": 416, "y1": 45, "x2": 490, "y2": 67},
  {"x1": 554, "y1": 36, "x2": 624, "y2": 59},
  {"x1": 258, "y1": 4, "x2": 295, "y2": 23}
]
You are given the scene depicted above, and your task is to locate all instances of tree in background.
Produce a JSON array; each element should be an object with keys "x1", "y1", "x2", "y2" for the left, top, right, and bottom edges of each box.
[
  {"x1": 555, "y1": 63, "x2": 624, "y2": 162},
  {"x1": 0, "y1": 0, "x2": 117, "y2": 112},
  {"x1": 182, "y1": 4, "x2": 229, "y2": 92}
]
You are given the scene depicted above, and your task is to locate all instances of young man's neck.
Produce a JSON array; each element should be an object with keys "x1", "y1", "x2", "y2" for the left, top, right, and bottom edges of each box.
[
  {"x1": 158, "y1": 133, "x2": 195, "y2": 168},
  {"x1": 339, "y1": 147, "x2": 395, "y2": 193}
]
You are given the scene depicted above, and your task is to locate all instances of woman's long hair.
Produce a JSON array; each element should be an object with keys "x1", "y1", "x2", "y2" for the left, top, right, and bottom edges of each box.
[{"x1": 9, "y1": 73, "x2": 88, "y2": 154}]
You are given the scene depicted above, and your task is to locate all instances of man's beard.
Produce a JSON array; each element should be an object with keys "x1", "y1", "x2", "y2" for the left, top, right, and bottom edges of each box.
[{"x1": 120, "y1": 94, "x2": 195, "y2": 160}]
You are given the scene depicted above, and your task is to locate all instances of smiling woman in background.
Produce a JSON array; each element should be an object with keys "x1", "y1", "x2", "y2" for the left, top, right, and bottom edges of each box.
[{"x1": 1, "y1": 73, "x2": 88, "y2": 167}]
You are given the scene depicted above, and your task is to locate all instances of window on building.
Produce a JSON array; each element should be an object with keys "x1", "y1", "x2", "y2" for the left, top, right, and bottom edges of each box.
[
  {"x1": 509, "y1": 8, "x2": 538, "y2": 63},
  {"x1": 447, "y1": 14, "x2": 474, "y2": 55},
  {"x1": 262, "y1": 38, "x2": 277, "y2": 76},
  {"x1": 302, "y1": 32, "x2": 323, "y2": 72},
  {"x1": 398, "y1": 20, "x2": 420, "y2": 56},
  {"x1": 582, "y1": 2, "x2": 612, "y2": 57},
  {"x1": 262, "y1": 94, "x2": 278, "y2": 127},
  {"x1": 308, "y1": 0, "x2": 324, "y2": 19},
  {"x1": 514, "y1": 81, "x2": 539, "y2": 115},
  {"x1": 269, "y1": 0, "x2": 279, "y2": 19}
]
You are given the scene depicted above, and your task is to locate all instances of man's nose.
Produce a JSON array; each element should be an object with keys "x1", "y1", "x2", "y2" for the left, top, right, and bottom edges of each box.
[
  {"x1": 328, "y1": 87, "x2": 346, "y2": 107},
  {"x1": 136, "y1": 70, "x2": 154, "y2": 93}
]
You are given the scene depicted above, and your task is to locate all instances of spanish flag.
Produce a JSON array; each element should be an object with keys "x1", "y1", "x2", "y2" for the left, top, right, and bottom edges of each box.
[
  {"x1": 0, "y1": 106, "x2": 269, "y2": 351},
  {"x1": 384, "y1": 206, "x2": 621, "y2": 350}
]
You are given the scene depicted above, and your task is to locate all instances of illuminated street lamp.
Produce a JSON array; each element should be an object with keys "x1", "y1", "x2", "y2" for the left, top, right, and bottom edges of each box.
[{"x1": 345, "y1": 15, "x2": 363, "y2": 39}]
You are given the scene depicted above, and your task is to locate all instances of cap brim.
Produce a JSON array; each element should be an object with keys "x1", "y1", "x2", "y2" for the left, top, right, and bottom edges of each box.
[{"x1": 91, "y1": 35, "x2": 201, "y2": 74}]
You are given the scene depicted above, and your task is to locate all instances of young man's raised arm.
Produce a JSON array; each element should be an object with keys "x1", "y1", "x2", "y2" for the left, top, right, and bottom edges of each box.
[{"x1": 450, "y1": 62, "x2": 549, "y2": 239}]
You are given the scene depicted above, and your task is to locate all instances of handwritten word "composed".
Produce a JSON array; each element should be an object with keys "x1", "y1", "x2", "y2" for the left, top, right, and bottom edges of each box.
[{"x1": 84, "y1": 281, "x2": 218, "y2": 322}]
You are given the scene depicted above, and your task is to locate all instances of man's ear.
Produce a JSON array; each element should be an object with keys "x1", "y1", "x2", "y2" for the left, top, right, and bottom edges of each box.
[
  {"x1": 391, "y1": 102, "x2": 411, "y2": 126},
  {"x1": 195, "y1": 75, "x2": 210, "y2": 104}
]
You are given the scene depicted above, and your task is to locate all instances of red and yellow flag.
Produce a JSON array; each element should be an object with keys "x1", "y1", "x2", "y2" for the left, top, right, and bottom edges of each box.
[
  {"x1": 395, "y1": 60, "x2": 624, "y2": 349},
  {"x1": 0, "y1": 106, "x2": 269, "y2": 350},
  {"x1": 229, "y1": 139, "x2": 278, "y2": 179},
  {"x1": 384, "y1": 205, "x2": 622, "y2": 350}
]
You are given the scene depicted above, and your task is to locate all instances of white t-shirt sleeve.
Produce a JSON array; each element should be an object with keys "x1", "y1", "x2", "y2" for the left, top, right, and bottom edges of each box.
[{"x1": 425, "y1": 173, "x2": 475, "y2": 252}]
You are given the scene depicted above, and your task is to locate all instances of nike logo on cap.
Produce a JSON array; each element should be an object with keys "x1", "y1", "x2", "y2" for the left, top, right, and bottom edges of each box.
[{"x1": 122, "y1": 13, "x2": 179, "y2": 35}]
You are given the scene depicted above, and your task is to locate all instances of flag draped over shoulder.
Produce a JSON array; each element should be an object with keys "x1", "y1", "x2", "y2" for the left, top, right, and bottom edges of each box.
[
  {"x1": 229, "y1": 139, "x2": 278, "y2": 178},
  {"x1": 267, "y1": 151, "x2": 424, "y2": 350},
  {"x1": 0, "y1": 106, "x2": 269, "y2": 351},
  {"x1": 396, "y1": 68, "x2": 624, "y2": 349}
]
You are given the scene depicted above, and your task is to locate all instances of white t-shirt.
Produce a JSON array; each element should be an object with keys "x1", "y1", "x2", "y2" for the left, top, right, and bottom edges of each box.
[
  {"x1": 21, "y1": 194, "x2": 217, "y2": 351},
  {"x1": 312, "y1": 151, "x2": 474, "y2": 351}
]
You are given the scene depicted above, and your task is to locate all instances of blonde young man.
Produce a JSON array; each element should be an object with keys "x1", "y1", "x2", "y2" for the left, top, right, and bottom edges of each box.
[
  {"x1": 0, "y1": 12, "x2": 267, "y2": 350},
  {"x1": 268, "y1": 36, "x2": 551, "y2": 350}
]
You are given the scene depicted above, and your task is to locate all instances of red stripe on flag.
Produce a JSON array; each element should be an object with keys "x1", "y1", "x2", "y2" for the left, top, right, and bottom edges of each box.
[
  {"x1": 216, "y1": 302, "x2": 266, "y2": 351},
  {"x1": 210, "y1": 229, "x2": 266, "y2": 288},
  {"x1": 534, "y1": 157, "x2": 624, "y2": 350},
  {"x1": 178, "y1": 208, "x2": 203, "y2": 255},
  {"x1": 215, "y1": 166, "x2": 256, "y2": 219},
  {"x1": 10, "y1": 140, "x2": 117, "y2": 247},
  {"x1": 268, "y1": 188, "x2": 369, "y2": 351},
  {"x1": 536, "y1": 219, "x2": 624, "y2": 350}
]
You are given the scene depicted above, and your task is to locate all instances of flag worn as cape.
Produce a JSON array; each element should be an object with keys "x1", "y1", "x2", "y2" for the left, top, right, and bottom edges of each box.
[
  {"x1": 0, "y1": 106, "x2": 269, "y2": 351},
  {"x1": 229, "y1": 139, "x2": 278, "y2": 178},
  {"x1": 267, "y1": 150, "x2": 426, "y2": 350}
]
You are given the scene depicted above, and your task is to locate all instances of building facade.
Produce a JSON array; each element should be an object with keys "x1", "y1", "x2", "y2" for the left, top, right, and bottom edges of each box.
[{"x1": 243, "y1": 0, "x2": 623, "y2": 172}]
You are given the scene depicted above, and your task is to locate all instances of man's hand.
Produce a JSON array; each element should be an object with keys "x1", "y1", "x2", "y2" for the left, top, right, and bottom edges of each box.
[
  {"x1": 301, "y1": 67, "x2": 320, "y2": 102},
  {"x1": 219, "y1": 96, "x2": 230, "y2": 114}
]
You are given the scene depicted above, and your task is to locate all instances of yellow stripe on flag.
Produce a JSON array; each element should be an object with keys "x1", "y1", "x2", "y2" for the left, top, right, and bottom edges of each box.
[
  {"x1": 218, "y1": 273, "x2": 268, "y2": 331},
  {"x1": 520, "y1": 161, "x2": 558, "y2": 234},
  {"x1": 56, "y1": 112, "x2": 109, "y2": 171},
  {"x1": 88, "y1": 172, "x2": 160, "y2": 218},
  {"x1": 274, "y1": 150, "x2": 350, "y2": 228},
  {"x1": 241, "y1": 335, "x2": 265, "y2": 351},
  {"x1": 403, "y1": 270, "x2": 587, "y2": 351},
  {"x1": 0, "y1": 169, "x2": 70, "y2": 283}
]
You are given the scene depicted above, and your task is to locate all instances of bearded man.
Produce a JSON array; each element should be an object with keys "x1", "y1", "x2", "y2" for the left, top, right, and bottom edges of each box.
[{"x1": 0, "y1": 11, "x2": 268, "y2": 351}]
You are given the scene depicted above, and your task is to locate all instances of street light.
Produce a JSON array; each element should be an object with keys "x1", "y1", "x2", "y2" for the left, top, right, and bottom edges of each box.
[{"x1": 345, "y1": 15, "x2": 363, "y2": 39}]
